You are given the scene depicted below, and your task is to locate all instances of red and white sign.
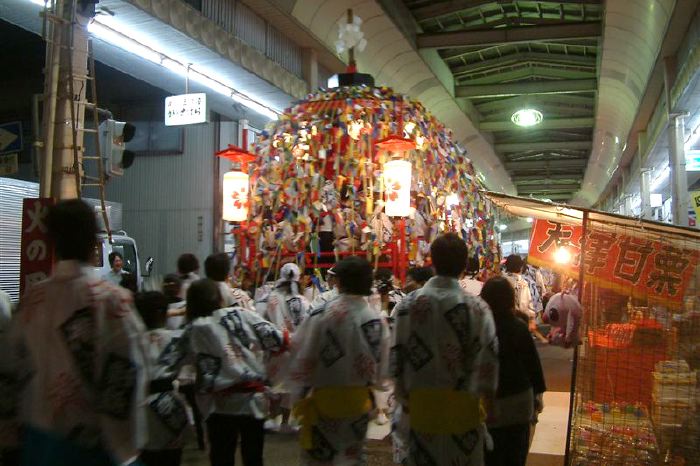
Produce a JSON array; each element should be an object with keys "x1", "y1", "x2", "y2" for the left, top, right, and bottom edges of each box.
[
  {"x1": 529, "y1": 219, "x2": 699, "y2": 306},
  {"x1": 19, "y1": 198, "x2": 54, "y2": 295}
]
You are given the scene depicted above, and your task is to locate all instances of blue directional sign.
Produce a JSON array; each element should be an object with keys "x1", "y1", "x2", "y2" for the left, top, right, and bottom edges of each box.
[{"x1": 0, "y1": 121, "x2": 23, "y2": 155}]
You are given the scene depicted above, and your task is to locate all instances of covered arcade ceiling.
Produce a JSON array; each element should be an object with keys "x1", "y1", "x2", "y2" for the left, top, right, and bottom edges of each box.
[{"x1": 253, "y1": 0, "x2": 682, "y2": 207}]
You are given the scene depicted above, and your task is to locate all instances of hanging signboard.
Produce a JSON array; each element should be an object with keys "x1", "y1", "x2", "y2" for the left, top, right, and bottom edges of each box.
[
  {"x1": 164, "y1": 93, "x2": 208, "y2": 126},
  {"x1": 19, "y1": 198, "x2": 54, "y2": 296},
  {"x1": 529, "y1": 219, "x2": 700, "y2": 305}
]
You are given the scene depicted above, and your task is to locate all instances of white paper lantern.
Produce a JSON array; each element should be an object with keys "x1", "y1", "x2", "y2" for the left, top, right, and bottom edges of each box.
[
  {"x1": 383, "y1": 160, "x2": 412, "y2": 217},
  {"x1": 223, "y1": 171, "x2": 249, "y2": 222}
]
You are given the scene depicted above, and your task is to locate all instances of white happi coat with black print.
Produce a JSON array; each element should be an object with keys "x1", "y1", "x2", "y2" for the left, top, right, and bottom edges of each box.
[
  {"x1": 188, "y1": 306, "x2": 287, "y2": 420},
  {"x1": 392, "y1": 276, "x2": 499, "y2": 466},
  {"x1": 286, "y1": 294, "x2": 391, "y2": 466},
  {"x1": 142, "y1": 328, "x2": 189, "y2": 450},
  {"x1": 9, "y1": 261, "x2": 148, "y2": 464}
]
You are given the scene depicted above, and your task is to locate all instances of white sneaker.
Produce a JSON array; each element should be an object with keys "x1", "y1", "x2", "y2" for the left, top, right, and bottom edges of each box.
[
  {"x1": 264, "y1": 419, "x2": 280, "y2": 432},
  {"x1": 279, "y1": 423, "x2": 300, "y2": 434},
  {"x1": 375, "y1": 412, "x2": 389, "y2": 425}
]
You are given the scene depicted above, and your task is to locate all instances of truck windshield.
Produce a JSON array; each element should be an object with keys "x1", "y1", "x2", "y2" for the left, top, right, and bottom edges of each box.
[{"x1": 111, "y1": 240, "x2": 138, "y2": 275}]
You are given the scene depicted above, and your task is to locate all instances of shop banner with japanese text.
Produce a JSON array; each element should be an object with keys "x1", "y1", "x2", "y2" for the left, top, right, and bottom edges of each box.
[
  {"x1": 19, "y1": 198, "x2": 54, "y2": 296},
  {"x1": 528, "y1": 219, "x2": 582, "y2": 277},
  {"x1": 529, "y1": 219, "x2": 699, "y2": 305}
]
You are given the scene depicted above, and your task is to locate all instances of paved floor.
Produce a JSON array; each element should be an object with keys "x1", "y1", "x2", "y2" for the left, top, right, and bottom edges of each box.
[{"x1": 181, "y1": 342, "x2": 574, "y2": 466}]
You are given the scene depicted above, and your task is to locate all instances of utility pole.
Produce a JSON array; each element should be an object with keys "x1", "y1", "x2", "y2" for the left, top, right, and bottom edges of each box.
[{"x1": 40, "y1": 0, "x2": 94, "y2": 200}]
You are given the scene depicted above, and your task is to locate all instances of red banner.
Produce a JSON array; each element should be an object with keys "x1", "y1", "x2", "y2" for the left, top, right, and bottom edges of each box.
[
  {"x1": 19, "y1": 198, "x2": 54, "y2": 296},
  {"x1": 528, "y1": 219, "x2": 582, "y2": 277},
  {"x1": 529, "y1": 219, "x2": 699, "y2": 306}
]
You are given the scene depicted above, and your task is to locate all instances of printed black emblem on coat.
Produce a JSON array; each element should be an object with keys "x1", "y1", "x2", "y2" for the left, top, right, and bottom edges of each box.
[
  {"x1": 196, "y1": 353, "x2": 221, "y2": 392},
  {"x1": 409, "y1": 431, "x2": 438, "y2": 466},
  {"x1": 0, "y1": 374, "x2": 17, "y2": 418},
  {"x1": 389, "y1": 345, "x2": 404, "y2": 377},
  {"x1": 60, "y1": 307, "x2": 96, "y2": 385},
  {"x1": 444, "y1": 303, "x2": 471, "y2": 343},
  {"x1": 406, "y1": 333, "x2": 433, "y2": 371},
  {"x1": 453, "y1": 429, "x2": 479, "y2": 455},
  {"x1": 157, "y1": 337, "x2": 186, "y2": 370},
  {"x1": 360, "y1": 319, "x2": 383, "y2": 361},
  {"x1": 97, "y1": 353, "x2": 136, "y2": 419},
  {"x1": 287, "y1": 297, "x2": 305, "y2": 327},
  {"x1": 220, "y1": 310, "x2": 250, "y2": 347},
  {"x1": 320, "y1": 330, "x2": 345, "y2": 367},
  {"x1": 307, "y1": 426, "x2": 336, "y2": 461},
  {"x1": 252, "y1": 322, "x2": 282, "y2": 351},
  {"x1": 149, "y1": 392, "x2": 188, "y2": 434}
]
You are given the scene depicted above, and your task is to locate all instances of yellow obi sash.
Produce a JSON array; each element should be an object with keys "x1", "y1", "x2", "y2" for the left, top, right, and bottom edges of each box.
[
  {"x1": 409, "y1": 388, "x2": 483, "y2": 435},
  {"x1": 293, "y1": 386, "x2": 372, "y2": 450}
]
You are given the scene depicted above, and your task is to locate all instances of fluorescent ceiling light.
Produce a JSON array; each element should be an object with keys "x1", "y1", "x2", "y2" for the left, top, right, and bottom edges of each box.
[
  {"x1": 526, "y1": 217, "x2": 533, "y2": 223},
  {"x1": 25, "y1": 0, "x2": 281, "y2": 121},
  {"x1": 511, "y1": 108, "x2": 543, "y2": 127},
  {"x1": 498, "y1": 224, "x2": 507, "y2": 231}
]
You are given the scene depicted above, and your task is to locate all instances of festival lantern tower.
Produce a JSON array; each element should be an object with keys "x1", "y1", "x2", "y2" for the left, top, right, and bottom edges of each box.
[{"x1": 228, "y1": 10, "x2": 500, "y2": 281}]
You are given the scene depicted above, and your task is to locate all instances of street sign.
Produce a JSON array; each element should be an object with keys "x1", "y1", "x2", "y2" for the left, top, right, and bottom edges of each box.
[
  {"x1": 164, "y1": 93, "x2": 208, "y2": 126},
  {"x1": 0, "y1": 121, "x2": 22, "y2": 155}
]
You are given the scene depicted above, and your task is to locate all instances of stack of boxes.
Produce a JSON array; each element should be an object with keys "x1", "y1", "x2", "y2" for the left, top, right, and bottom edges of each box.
[{"x1": 651, "y1": 360, "x2": 697, "y2": 458}]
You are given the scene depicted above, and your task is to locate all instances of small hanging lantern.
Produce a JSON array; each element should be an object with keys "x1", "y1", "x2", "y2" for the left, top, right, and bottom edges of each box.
[
  {"x1": 216, "y1": 145, "x2": 257, "y2": 222},
  {"x1": 383, "y1": 159, "x2": 412, "y2": 217}
]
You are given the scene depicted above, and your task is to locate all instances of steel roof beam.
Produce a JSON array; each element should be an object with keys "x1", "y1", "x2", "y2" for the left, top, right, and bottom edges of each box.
[
  {"x1": 518, "y1": 184, "x2": 581, "y2": 193},
  {"x1": 459, "y1": 66, "x2": 595, "y2": 85},
  {"x1": 480, "y1": 117, "x2": 594, "y2": 131},
  {"x1": 452, "y1": 52, "x2": 597, "y2": 76},
  {"x1": 505, "y1": 159, "x2": 588, "y2": 170},
  {"x1": 413, "y1": 0, "x2": 602, "y2": 22},
  {"x1": 475, "y1": 94, "x2": 595, "y2": 112},
  {"x1": 417, "y1": 23, "x2": 602, "y2": 50},
  {"x1": 513, "y1": 174, "x2": 583, "y2": 182},
  {"x1": 457, "y1": 78, "x2": 597, "y2": 98},
  {"x1": 524, "y1": 193, "x2": 573, "y2": 200},
  {"x1": 495, "y1": 140, "x2": 592, "y2": 152}
]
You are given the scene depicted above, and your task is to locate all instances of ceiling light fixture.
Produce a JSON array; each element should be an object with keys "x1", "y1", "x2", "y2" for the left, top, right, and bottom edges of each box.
[{"x1": 511, "y1": 108, "x2": 543, "y2": 127}]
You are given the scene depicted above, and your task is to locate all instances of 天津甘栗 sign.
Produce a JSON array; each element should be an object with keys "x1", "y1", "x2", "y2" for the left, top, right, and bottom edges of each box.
[{"x1": 529, "y1": 219, "x2": 699, "y2": 306}]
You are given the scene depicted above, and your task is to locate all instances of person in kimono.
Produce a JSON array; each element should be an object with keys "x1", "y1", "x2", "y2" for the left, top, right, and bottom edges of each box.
[
  {"x1": 186, "y1": 278, "x2": 289, "y2": 466},
  {"x1": 135, "y1": 291, "x2": 189, "y2": 466},
  {"x1": 205, "y1": 253, "x2": 255, "y2": 311},
  {"x1": 12, "y1": 199, "x2": 147, "y2": 466},
  {"x1": 177, "y1": 253, "x2": 200, "y2": 299},
  {"x1": 286, "y1": 256, "x2": 391, "y2": 466},
  {"x1": 392, "y1": 233, "x2": 499, "y2": 466},
  {"x1": 310, "y1": 267, "x2": 339, "y2": 309},
  {"x1": 264, "y1": 262, "x2": 312, "y2": 433},
  {"x1": 480, "y1": 278, "x2": 546, "y2": 466},
  {"x1": 0, "y1": 290, "x2": 20, "y2": 466}
]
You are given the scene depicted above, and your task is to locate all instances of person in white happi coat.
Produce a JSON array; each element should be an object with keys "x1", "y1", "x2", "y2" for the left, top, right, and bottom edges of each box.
[
  {"x1": 286, "y1": 256, "x2": 391, "y2": 466},
  {"x1": 205, "y1": 253, "x2": 255, "y2": 312},
  {"x1": 186, "y1": 279, "x2": 289, "y2": 466},
  {"x1": 392, "y1": 233, "x2": 499, "y2": 466},
  {"x1": 0, "y1": 289, "x2": 20, "y2": 466},
  {"x1": 10, "y1": 199, "x2": 148, "y2": 466},
  {"x1": 177, "y1": 253, "x2": 200, "y2": 299},
  {"x1": 310, "y1": 267, "x2": 339, "y2": 310},
  {"x1": 135, "y1": 291, "x2": 189, "y2": 466},
  {"x1": 264, "y1": 262, "x2": 312, "y2": 432}
]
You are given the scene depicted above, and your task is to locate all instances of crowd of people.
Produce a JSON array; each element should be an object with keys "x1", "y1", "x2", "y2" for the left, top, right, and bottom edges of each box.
[{"x1": 0, "y1": 199, "x2": 582, "y2": 466}]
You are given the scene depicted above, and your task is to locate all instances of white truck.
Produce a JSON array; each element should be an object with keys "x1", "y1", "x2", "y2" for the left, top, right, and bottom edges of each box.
[{"x1": 0, "y1": 177, "x2": 152, "y2": 302}]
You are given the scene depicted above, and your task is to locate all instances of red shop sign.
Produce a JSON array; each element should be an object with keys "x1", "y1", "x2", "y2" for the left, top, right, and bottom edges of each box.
[
  {"x1": 19, "y1": 198, "x2": 54, "y2": 295},
  {"x1": 529, "y1": 219, "x2": 699, "y2": 306}
]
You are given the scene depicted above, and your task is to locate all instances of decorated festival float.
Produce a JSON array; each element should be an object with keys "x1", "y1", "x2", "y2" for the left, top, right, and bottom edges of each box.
[{"x1": 218, "y1": 10, "x2": 500, "y2": 285}]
